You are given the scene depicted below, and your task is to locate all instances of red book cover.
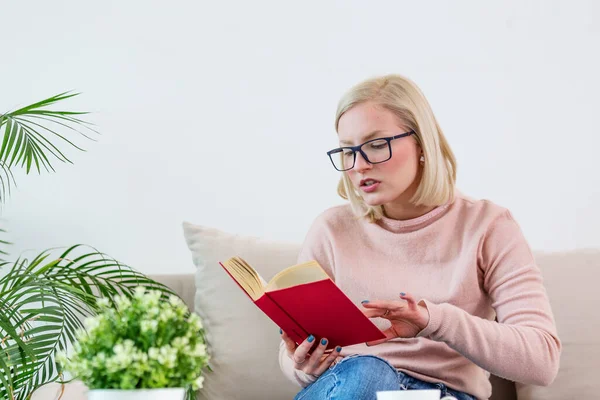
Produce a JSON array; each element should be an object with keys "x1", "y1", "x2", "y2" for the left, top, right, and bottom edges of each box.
[
  {"x1": 254, "y1": 295, "x2": 307, "y2": 345},
  {"x1": 218, "y1": 261, "x2": 385, "y2": 348},
  {"x1": 266, "y1": 279, "x2": 386, "y2": 348}
]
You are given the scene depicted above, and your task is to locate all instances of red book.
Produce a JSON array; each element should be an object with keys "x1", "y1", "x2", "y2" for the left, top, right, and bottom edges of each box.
[{"x1": 219, "y1": 257, "x2": 386, "y2": 348}]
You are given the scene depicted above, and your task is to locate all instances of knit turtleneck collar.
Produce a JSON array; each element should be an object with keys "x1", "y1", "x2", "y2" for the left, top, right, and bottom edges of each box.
[{"x1": 375, "y1": 193, "x2": 456, "y2": 233}]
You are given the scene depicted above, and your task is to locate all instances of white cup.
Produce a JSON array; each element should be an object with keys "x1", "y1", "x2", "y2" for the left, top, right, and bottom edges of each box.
[{"x1": 376, "y1": 389, "x2": 457, "y2": 400}]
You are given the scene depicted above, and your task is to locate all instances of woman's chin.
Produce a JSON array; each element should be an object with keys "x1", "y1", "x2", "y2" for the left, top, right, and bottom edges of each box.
[{"x1": 361, "y1": 193, "x2": 388, "y2": 207}]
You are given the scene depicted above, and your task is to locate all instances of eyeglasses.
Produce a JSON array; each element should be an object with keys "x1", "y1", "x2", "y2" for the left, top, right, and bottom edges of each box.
[{"x1": 326, "y1": 130, "x2": 416, "y2": 171}]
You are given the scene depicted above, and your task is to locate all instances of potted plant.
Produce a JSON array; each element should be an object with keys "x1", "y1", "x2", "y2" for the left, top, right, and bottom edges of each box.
[
  {"x1": 0, "y1": 247, "x2": 178, "y2": 399},
  {"x1": 56, "y1": 287, "x2": 209, "y2": 400},
  {"x1": 0, "y1": 93, "x2": 192, "y2": 399}
]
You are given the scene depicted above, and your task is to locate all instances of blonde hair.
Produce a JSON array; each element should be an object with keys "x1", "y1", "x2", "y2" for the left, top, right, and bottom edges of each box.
[{"x1": 334, "y1": 74, "x2": 457, "y2": 222}]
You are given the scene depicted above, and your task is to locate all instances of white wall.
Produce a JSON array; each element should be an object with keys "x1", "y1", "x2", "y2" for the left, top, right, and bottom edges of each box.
[{"x1": 1, "y1": 0, "x2": 599, "y2": 274}]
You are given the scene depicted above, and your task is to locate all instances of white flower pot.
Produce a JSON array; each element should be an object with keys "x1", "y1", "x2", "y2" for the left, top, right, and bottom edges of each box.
[{"x1": 87, "y1": 388, "x2": 186, "y2": 400}]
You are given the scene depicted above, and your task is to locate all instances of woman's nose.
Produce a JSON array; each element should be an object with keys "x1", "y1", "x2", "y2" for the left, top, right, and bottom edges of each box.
[{"x1": 353, "y1": 151, "x2": 372, "y2": 172}]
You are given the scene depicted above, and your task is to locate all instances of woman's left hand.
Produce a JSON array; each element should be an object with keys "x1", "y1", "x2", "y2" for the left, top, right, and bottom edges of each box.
[{"x1": 361, "y1": 292, "x2": 430, "y2": 346}]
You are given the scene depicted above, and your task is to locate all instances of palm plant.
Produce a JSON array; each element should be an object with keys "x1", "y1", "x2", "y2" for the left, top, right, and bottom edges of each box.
[
  {"x1": 0, "y1": 93, "x2": 175, "y2": 400},
  {"x1": 0, "y1": 92, "x2": 91, "y2": 202}
]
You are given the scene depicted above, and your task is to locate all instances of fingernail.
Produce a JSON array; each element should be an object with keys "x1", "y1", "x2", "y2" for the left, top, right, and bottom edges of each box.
[
  {"x1": 336, "y1": 346, "x2": 342, "y2": 352},
  {"x1": 279, "y1": 328, "x2": 282, "y2": 334},
  {"x1": 321, "y1": 338, "x2": 327, "y2": 345},
  {"x1": 400, "y1": 292, "x2": 406, "y2": 296},
  {"x1": 361, "y1": 300, "x2": 369, "y2": 304},
  {"x1": 307, "y1": 335, "x2": 315, "y2": 343}
]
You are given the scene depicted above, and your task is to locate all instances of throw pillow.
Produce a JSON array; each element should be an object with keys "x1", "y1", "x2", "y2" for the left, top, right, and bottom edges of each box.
[{"x1": 182, "y1": 222, "x2": 301, "y2": 400}]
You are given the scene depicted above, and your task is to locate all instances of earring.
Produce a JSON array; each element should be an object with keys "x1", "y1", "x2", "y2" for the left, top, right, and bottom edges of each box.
[{"x1": 419, "y1": 155, "x2": 425, "y2": 163}]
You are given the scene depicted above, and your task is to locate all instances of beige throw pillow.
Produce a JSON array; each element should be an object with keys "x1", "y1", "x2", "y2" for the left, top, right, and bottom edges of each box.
[{"x1": 182, "y1": 222, "x2": 301, "y2": 400}]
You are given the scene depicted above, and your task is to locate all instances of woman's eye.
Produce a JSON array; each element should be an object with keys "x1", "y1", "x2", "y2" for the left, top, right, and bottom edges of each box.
[
  {"x1": 343, "y1": 150, "x2": 354, "y2": 157},
  {"x1": 370, "y1": 143, "x2": 387, "y2": 150}
]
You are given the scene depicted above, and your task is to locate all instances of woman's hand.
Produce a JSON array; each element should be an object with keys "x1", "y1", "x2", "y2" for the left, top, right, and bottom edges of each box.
[
  {"x1": 281, "y1": 330, "x2": 342, "y2": 378},
  {"x1": 361, "y1": 292, "x2": 430, "y2": 346}
]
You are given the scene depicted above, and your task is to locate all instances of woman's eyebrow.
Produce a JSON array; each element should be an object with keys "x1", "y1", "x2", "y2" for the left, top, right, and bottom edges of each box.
[{"x1": 339, "y1": 130, "x2": 384, "y2": 145}]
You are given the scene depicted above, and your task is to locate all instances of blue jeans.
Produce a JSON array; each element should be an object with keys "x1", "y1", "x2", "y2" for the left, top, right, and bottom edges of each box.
[{"x1": 294, "y1": 355, "x2": 477, "y2": 400}]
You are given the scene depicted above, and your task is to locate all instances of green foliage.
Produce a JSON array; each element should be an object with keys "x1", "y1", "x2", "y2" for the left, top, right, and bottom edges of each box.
[
  {"x1": 0, "y1": 91, "x2": 97, "y2": 203},
  {"x1": 0, "y1": 246, "x2": 178, "y2": 400},
  {"x1": 0, "y1": 94, "x2": 203, "y2": 400},
  {"x1": 57, "y1": 287, "x2": 209, "y2": 394}
]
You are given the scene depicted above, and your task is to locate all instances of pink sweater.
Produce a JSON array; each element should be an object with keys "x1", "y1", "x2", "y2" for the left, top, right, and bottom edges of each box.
[{"x1": 279, "y1": 192, "x2": 561, "y2": 400}]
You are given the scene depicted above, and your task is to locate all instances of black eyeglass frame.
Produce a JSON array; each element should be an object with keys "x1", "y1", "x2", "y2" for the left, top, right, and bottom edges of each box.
[{"x1": 326, "y1": 130, "x2": 416, "y2": 171}]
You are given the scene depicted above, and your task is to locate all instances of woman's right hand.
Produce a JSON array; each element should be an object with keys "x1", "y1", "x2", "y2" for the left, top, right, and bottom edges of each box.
[{"x1": 281, "y1": 330, "x2": 342, "y2": 378}]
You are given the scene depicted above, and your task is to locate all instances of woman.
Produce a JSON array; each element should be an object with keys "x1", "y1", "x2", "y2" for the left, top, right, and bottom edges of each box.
[{"x1": 278, "y1": 74, "x2": 561, "y2": 400}]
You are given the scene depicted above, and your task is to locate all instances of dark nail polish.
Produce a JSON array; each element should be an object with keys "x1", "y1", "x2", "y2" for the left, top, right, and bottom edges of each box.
[
  {"x1": 307, "y1": 335, "x2": 315, "y2": 343},
  {"x1": 279, "y1": 328, "x2": 282, "y2": 334},
  {"x1": 321, "y1": 338, "x2": 327, "y2": 345},
  {"x1": 336, "y1": 346, "x2": 342, "y2": 352},
  {"x1": 361, "y1": 300, "x2": 369, "y2": 304},
  {"x1": 400, "y1": 292, "x2": 406, "y2": 296}
]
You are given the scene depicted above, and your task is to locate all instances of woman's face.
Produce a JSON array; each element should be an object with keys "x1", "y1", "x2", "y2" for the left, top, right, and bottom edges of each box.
[{"x1": 337, "y1": 101, "x2": 422, "y2": 208}]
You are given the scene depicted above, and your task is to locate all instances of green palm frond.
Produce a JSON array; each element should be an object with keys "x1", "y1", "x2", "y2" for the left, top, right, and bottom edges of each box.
[
  {"x1": 0, "y1": 245, "x2": 176, "y2": 400},
  {"x1": 0, "y1": 92, "x2": 97, "y2": 203}
]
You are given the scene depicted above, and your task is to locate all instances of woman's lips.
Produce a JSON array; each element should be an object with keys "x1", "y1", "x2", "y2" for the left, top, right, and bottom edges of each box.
[{"x1": 360, "y1": 180, "x2": 381, "y2": 193}]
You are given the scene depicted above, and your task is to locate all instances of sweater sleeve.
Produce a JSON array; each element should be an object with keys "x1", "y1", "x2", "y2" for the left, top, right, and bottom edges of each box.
[
  {"x1": 278, "y1": 212, "x2": 336, "y2": 387},
  {"x1": 417, "y1": 210, "x2": 561, "y2": 386}
]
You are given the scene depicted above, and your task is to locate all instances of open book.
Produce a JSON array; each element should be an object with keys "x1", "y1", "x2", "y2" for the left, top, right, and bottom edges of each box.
[{"x1": 219, "y1": 257, "x2": 386, "y2": 348}]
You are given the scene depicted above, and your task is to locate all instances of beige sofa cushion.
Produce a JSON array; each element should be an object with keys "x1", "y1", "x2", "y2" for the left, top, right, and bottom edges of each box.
[
  {"x1": 517, "y1": 249, "x2": 600, "y2": 400},
  {"x1": 182, "y1": 222, "x2": 300, "y2": 400}
]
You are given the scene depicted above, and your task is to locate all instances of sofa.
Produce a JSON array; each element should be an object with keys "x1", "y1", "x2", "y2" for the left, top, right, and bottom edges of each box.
[{"x1": 32, "y1": 223, "x2": 600, "y2": 400}]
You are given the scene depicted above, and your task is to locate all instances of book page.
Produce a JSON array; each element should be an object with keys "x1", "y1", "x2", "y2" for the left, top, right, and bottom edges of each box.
[
  {"x1": 221, "y1": 257, "x2": 266, "y2": 300},
  {"x1": 266, "y1": 261, "x2": 329, "y2": 291}
]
